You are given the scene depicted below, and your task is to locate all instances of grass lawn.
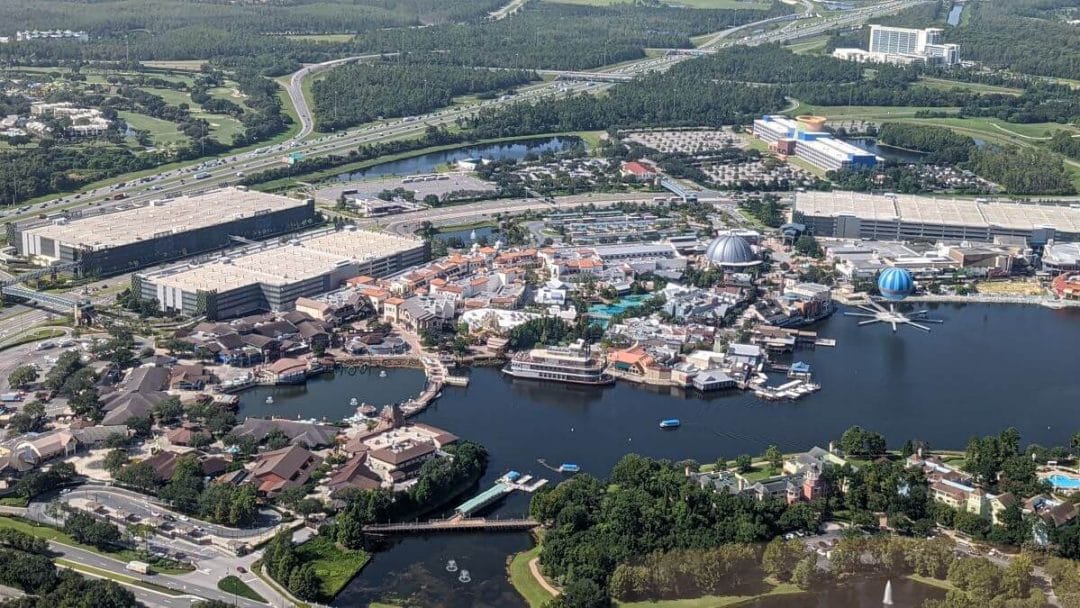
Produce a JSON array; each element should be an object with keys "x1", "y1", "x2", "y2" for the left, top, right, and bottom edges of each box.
[
  {"x1": 788, "y1": 104, "x2": 961, "y2": 120},
  {"x1": 509, "y1": 546, "x2": 555, "y2": 608},
  {"x1": 56, "y1": 559, "x2": 186, "y2": 596},
  {"x1": 140, "y1": 87, "x2": 193, "y2": 107},
  {"x1": 295, "y1": 535, "x2": 370, "y2": 599},
  {"x1": 737, "y1": 466, "x2": 781, "y2": 482},
  {"x1": 916, "y1": 77, "x2": 1023, "y2": 96},
  {"x1": 908, "y1": 574, "x2": 955, "y2": 591},
  {"x1": 0, "y1": 328, "x2": 66, "y2": 351},
  {"x1": 0, "y1": 517, "x2": 192, "y2": 574},
  {"x1": 615, "y1": 581, "x2": 805, "y2": 607},
  {"x1": 284, "y1": 33, "x2": 355, "y2": 43},
  {"x1": 191, "y1": 112, "x2": 246, "y2": 143},
  {"x1": 141, "y1": 60, "x2": 207, "y2": 72},
  {"x1": 218, "y1": 575, "x2": 267, "y2": 603},
  {"x1": 118, "y1": 111, "x2": 188, "y2": 147},
  {"x1": 543, "y1": 0, "x2": 769, "y2": 6},
  {"x1": 786, "y1": 36, "x2": 829, "y2": 55},
  {"x1": 209, "y1": 86, "x2": 246, "y2": 103}
]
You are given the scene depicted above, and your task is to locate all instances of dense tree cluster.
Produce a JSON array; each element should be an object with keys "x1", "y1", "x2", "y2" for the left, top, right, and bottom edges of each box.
[
  {"x1": 506, "y1": 316, "x2": 602, "y2": 350},
  {"x1": 967, "y1": 145, "x2": 1075, "y2": 194},
  {"x1": 313, "y1": 61, "x2": 535, "y2": 131},
  {"x1": 530, "y1": 454, "x2": 818, "y2": 605},
  {"x1": 0, "y1": 0, "x2": 506, "y2": 63},
  {"x1": 348, "y1": 3, "x2": 790, "y2": 71},
  {"x1": 63, "y1": 512, "x2": 122, "y2": 550},
  {"x1": 114, "y1": 453, "x2": 258, "y2": 527},
  {"x1": 878, "y1": 123, "x2": 975, "y2": 165},
  {"x1": 262, "y1": 530, "x2": 321, "y2": 600},
  {"x1": 14, "y1": 462, "x2": 76, "y2": 500},
  {"x1": 948, "y1": 0, "x2": 1080, "y2": 80}
]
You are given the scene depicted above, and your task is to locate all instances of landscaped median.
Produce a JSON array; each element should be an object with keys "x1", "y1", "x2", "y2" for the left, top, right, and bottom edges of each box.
[
  {"x1": 55, "y1": 558, "x2": 187, "y2": 597},
  {"x1": 218, "y1": 574, "x2": 268, "y2": 603},
  {"x1": 0, "y1": 515, "x2": 194, "y2": 575}
]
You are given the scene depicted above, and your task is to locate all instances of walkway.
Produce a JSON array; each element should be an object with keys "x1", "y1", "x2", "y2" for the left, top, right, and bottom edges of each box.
[
  {"x1": 362, "y1": 516, "x2": 539, "y2": 534},
  {"x1": 529, "y1": 557, "x2": 561, "y2": 597}
]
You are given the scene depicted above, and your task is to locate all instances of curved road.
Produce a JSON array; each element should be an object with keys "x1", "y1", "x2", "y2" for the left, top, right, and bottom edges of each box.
[
  {"x1": 284, "y1": 54, "x2": 388, "y2": 140},
  {"x1": 29, "y1": 484, "x2": 281, "y2": 539}
]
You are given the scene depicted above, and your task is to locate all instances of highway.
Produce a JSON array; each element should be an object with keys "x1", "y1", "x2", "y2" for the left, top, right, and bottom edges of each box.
[
  {"x1": 283, "y1": 54, "x2": 387, "y2": 140},
  {"x1": 0, "y1": 1, "x2": 923, "y2": 226},
  {"x1": 0, "y1": 0, "x2": 921, "y2": 332}
]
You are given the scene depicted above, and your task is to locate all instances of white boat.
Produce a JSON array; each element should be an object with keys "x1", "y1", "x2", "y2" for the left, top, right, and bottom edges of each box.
[
  {"x1": 379, "y1": 370, "x2": 387, "y2": 378},
  {"x1": 265, "y1": 395, "x2": 274, "y2": 405}
]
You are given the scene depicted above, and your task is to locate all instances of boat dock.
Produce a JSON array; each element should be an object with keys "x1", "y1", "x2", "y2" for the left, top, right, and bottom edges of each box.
[
  {"x1": 496, "y1": 471, "x2": 549, "y2": 492},
  {"x1": 753, "y1": 379, "x2": 821, "y2": 401}
]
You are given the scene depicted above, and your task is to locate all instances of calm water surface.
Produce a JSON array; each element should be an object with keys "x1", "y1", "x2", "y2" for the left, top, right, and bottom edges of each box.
[
  {"x1": 335, "y1": 137, "x2": 578, "y2": 181},
  {"x1": 280, "y1": 303, "x2": 1080, "y2": 606}
]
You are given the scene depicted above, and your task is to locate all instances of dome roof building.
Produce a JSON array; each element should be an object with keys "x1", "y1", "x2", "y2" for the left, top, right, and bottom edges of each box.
[
  {"x1": 704, "y1": 232, "x2": 761, "y2": 269},
  {"x1": 877, "y1": 267, "x2": 915, "y2": 301}
]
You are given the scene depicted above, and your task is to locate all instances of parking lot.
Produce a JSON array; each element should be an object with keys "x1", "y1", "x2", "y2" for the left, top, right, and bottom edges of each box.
[
  {"x1": 624, "y1": 128, "x2": 748, "y2": 154},
  {"x1": 315, "y1": 173, "x2": 496, "y2": 204}
]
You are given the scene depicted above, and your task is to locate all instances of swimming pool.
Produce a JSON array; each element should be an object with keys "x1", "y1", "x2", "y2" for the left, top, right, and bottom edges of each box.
[{"x1": 1047, "y1": 474, "x2": 1080, "y2": 490}]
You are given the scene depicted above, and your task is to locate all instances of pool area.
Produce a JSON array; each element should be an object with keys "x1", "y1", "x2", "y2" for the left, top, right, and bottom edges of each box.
[
  {"x1": 588, "y1": 295, "x2": 654, "y2": 318},
  {"x1": 1047, "y1": 473, "x2": 1080, "y2": 490}
]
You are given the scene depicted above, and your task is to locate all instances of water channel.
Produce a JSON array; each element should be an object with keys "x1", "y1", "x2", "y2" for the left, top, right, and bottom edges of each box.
[{"x1": 243, "y1": 303, "x2": 1080, "y2": 606}]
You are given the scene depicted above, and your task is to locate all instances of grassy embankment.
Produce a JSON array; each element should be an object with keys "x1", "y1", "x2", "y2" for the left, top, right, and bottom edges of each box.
[
  {"x1": 0, "y1": 516, "x2": 192, "y2": 575},
  {"x1": 294, "y1": 534, "x2": 370, "y2": 599}
]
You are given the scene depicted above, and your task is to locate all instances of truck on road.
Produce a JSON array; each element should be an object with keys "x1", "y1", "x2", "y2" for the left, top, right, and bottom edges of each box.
[{"x1": 126, "y1": 561, "x2": 151, "y2": 574}]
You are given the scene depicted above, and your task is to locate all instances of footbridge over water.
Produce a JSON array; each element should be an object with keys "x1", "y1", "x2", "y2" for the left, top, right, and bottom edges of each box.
[{"x1": 362, "y1": 517, "x2": 540, "y2": 535}]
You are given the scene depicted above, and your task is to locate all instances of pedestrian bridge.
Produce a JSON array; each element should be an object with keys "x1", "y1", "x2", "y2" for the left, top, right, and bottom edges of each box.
[
  {"x1": 362, "y1": 517, "x2": 540, "y2": 534},
  {"x1": 555, "y1": 71, "x2": 635, "y2": 83}
]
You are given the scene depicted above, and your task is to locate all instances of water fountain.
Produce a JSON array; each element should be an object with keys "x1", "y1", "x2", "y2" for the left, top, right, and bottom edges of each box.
[
  {"x1": 883, "y1": 579, "x2": 894, "y2": 605},
  {"x1": 445, "y1": 560, "x2": 458, "y2": 573},
  {"x1": 458, "y1": 569, "x2": 471, "y2": 583}
]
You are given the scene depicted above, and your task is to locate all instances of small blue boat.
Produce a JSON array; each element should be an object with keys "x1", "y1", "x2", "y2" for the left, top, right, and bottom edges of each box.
[
  {"x1": 558, "y1": 463, "x2": 581, "y2": 473},
  {"x1": 659, "y1": 418, "x2": 681, "y2": 429}
]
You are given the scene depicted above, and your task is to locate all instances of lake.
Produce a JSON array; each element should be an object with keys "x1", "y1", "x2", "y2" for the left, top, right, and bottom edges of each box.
[
  {"x1": 277, "y1": 303, "x2": 1080, "y2": 606},
  {"x1": 334, "y1": 136, "x2": 580, "y2": 182},
  {"x1": 235, "y1": 367, "x2": 427, "y2": 421},
  {"x1": 845, "y1": 137, "x2": 927, "y2": 164}
]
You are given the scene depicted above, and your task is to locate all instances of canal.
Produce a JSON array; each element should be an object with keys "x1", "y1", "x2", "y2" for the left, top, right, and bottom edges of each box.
[
  {"x1": 263, "y1": 303, "x2": 1080, "y2": 606},
  {"x1": 333, "y1": 136, "x2": 580, "y2": 182}
]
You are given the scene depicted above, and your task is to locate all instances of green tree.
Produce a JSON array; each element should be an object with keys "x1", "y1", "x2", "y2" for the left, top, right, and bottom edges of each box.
[
  {"x1": 287, "y1": 563, "x2": 319, "y2": 600},
  {"x1": 791, "y1": 554, "x2": 817, "y2": 590},
  {"x1": 8, "y1": 365, "x2": 39, "y2": 389},
  {"x1": 103, "y1": 449, "x2": 129, "y2": 475},
  {"x1": 764, "y1": 445, "x2": 783, "y2": 474},
  {"x1": 762, "y1": 538, "x2": 804, "y2": 582},
  {"x1": 794, "y1": 234, "x2": 823, "y2": 258},
  {"x1": 735, "y1": 454, "x2": 753, "y2": 473}
]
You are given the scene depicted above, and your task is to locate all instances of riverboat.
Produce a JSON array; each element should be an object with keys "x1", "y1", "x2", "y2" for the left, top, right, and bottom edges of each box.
[{"x1": 502, "y1": 345, "x2": 614, "y2": 386}]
